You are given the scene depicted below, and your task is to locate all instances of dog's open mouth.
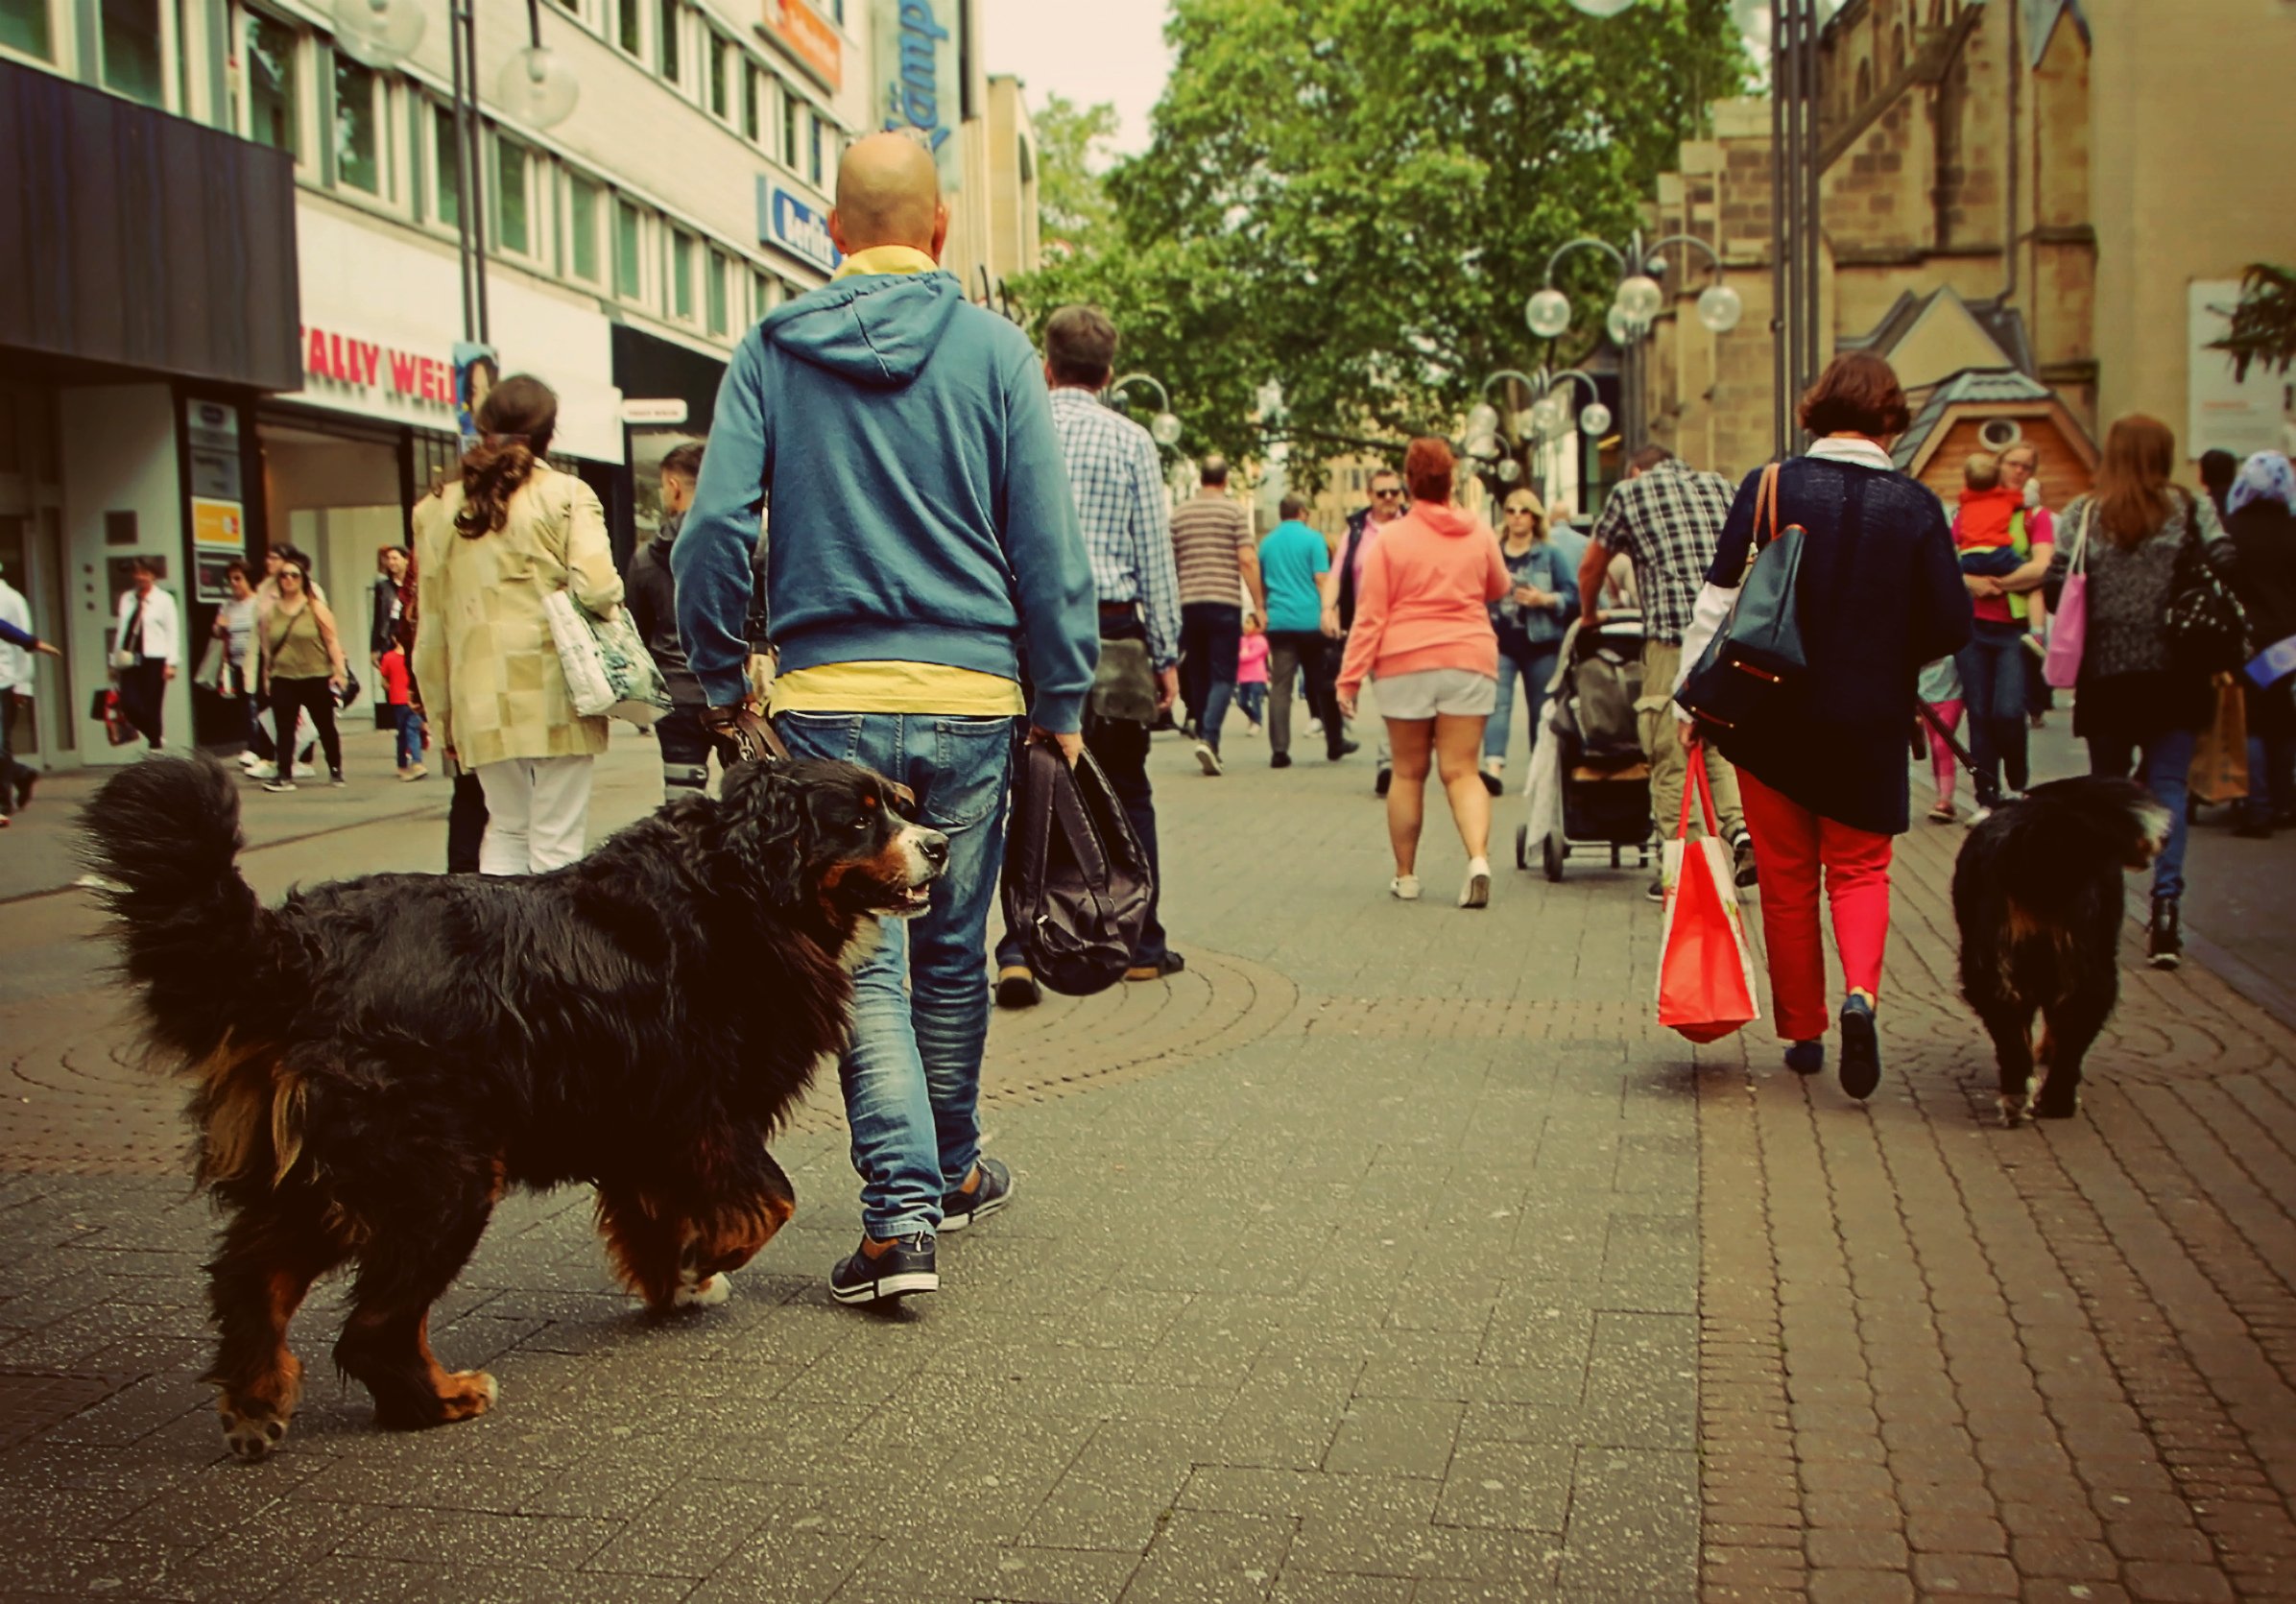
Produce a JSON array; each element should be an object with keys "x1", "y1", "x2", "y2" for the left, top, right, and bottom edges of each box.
[{"x1": 891, "y1": 882, "x2": 934, "y2": 916}]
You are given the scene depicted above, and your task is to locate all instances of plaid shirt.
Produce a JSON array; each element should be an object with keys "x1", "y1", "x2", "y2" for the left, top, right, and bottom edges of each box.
[
  {"x1": 1590, "y1": 457, "x2": 1737, "y2": 644},
  {"x1": 1050, "y1": 386, "x2": 1181, "y2": 669}
]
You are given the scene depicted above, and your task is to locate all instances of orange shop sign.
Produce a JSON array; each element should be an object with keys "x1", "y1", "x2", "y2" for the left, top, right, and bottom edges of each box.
[{"x1": 763, "y1": 0, "x2": 841, "y2": 91}]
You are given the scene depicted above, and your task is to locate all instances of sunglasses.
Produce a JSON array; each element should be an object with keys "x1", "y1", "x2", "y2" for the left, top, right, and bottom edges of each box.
[{"x1": 1373, "y1": 488, "x2": 1402, "y2": 499}]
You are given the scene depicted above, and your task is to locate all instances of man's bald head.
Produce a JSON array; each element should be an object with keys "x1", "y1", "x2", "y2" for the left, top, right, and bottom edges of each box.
[{"x1": 830, "y1": 132, "x2": 947, "y2": 256}]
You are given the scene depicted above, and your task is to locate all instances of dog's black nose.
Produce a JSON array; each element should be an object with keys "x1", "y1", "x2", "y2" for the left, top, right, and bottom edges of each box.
[{"x1": 918, "y1": 830, "x2": 950, "y2": 870}]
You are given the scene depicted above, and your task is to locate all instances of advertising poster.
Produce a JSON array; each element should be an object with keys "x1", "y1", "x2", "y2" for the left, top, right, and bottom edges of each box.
[{"x1": 454, "y1": 342, "x2": 499, "y2": 454}]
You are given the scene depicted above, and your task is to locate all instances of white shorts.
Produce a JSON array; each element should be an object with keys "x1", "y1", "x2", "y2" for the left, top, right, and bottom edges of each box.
[{"x1": 1375, "y1": 668, "x2": 1497, "y2": 721}]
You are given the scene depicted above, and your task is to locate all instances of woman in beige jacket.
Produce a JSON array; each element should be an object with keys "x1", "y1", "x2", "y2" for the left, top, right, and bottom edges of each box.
[{"x1": 413, "y1": 374, "x2": 624, "y2": 874}]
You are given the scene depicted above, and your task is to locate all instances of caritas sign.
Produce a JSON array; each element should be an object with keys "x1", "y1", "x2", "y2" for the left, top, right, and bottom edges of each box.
[{"x1": 300, "y1": 325, "x2": 454, "y2": 410}]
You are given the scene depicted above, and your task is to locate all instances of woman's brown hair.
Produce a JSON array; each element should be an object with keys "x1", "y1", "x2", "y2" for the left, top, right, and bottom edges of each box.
[
  {"x1": 1404, "y1": 436, "x2": 1455, "y2": 504},
  {"x1": 1798, "y1": 352, "x2": 1912, "y2": 439},
  {"x1": 2091, "y1": 414, "x2": 2178, "y2": 549},
  {"x1": 455, "y1": 374, "x2": 560, "y2": 539}
]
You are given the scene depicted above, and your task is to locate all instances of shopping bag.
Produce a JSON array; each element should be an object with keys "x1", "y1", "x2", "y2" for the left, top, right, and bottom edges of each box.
[
  {"x1": 1656, "y1": 754, "x2": 1760, "y2": 1043},
  {"x1": 192, "y1": 635, "x2": 228, "y2": 693},
  {"x1": 2043, "y1": 505, "x2": 2091, "y2": 689},
  {"x1": 2188, "y1": 674, "x2": 2249, "y2": 806},
  {"x1": 541, "y1": 588, "x2": 670, "y2": 727}
]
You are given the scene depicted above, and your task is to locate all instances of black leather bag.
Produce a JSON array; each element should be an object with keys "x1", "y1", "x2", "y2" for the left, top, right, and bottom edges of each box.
[
  {"x1": 1000, "y1": 739, "x2": 1152, "y2": 996},
  {"x1": 2164, "y1": 491, "x2": 2248, "y2": 676},
  {"x1": 1678, "y1": 462, "x2": 1809, "y2": 735}
]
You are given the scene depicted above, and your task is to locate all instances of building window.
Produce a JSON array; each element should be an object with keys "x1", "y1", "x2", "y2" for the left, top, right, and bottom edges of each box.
[
  {"x1": 433, "y1": 105, "x2": 460, "y2": 224},
  {"x1": 100, "y1": 0, "x2": 164, "y2": 106},
  {"x1": 782, "y1": 89, "x2": 800, "y2": 171},
  {"x1": 742, "y1": 62, "x2": 761, "y2": 141},
  {"x1": 568, "y1": 174, "x2": 601, "y2": 282},
  {"x1": 708, "y1": 33, "x2": 730, "y2": 119},
  {"x1": 0, "y1": 0, "x2": 54, "y2": 60},
  {"x1": 657, "y1": 0, "x2": 680, "y2": 84},
  {"x1": 495, "y1": 134, "x2": 530, "y2": 254},
  {"x1": 809, "y1": 113, "x2": 826, "y2": 186},
  {"x1": 245, "y1": 9, "x2": 299, "y2": 157},
  {"x1": 706, "y1": 251, "x2": 729, "y2": 335},
  {"x1": 614, "y1": 199, "x2": 643, "y2": 299},
  {"x1": 616, "y1": 0, "x2": 640, "y2": 58},
  {"x1": 671, "y1": 231, "x2": 696, "y2": 321},
  {"x1": 333, "y1": 53, "x2": 381, "y2": 194}
]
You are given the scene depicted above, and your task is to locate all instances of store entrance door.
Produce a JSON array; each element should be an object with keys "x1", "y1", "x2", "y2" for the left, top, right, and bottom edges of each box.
[
  {"x1": 258, "y1": 419, "x2": 404, "y2": 725},
  {"x1": 0, "y1": 384, "x2": 72, "y2": 766}
]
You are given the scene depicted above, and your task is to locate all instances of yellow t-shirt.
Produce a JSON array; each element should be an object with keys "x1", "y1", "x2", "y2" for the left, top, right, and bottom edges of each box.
[{"x1": 769, "y1": 245, "x2": 1025, "y2": 718}]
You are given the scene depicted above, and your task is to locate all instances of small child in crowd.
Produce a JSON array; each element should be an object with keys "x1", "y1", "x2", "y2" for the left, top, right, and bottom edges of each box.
[
  {"x1": 378, "y1": 643, "x2": 424, "y2": 780},
  {"x1": 1917, "y1": 655, "x2": 1965, "y2": 824},
  {"x1": 1234, "y1": 617, "x2": 1269, "y2": 734},
  {"x1": 1953, "y1": 453, "x2": 2029, "y2": 616}
]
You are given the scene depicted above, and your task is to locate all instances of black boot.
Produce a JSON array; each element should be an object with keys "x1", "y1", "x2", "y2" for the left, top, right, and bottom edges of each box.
[{"x1": 2148, "y1": 895, "x2": 2183, "y2": 970}]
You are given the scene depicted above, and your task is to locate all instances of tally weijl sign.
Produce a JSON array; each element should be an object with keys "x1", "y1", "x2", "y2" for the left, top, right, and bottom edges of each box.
[
  {"x1": 299, "y1": 325, "x2": 455, "y2": 410},
  {"x1": 875, "y1": 0, "x2": 962, "y2": 192}
]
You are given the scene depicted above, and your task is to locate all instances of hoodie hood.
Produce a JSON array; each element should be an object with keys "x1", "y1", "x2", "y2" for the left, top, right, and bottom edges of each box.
[
  {"x1": 761, "y1": 272, "x2": 966, "y2": 389},
  {"x1": 1411, "y1": 502, "x2": 1483, "y2": 539}
]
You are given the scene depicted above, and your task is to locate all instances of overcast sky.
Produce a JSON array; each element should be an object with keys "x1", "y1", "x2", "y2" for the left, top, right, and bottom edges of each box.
[{"x1": 981, "y1": 0, "x2": 1173, "y2": 156}]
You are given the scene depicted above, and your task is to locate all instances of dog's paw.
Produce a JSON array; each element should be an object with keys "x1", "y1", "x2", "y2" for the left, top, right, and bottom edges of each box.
[
  {"x1": 2034, "y1": 1090, "x2": 2081, "y2": 1120},
  {"x1": 674, "y1": 1272, "x2": 732, "y2": 1309},
  {"x1": 1997, "y1": 1090, "x2": 2032, "y2": 1129},
  {"x1": 218, "y1": 1402, "x2": 290, "y2": 1462}
]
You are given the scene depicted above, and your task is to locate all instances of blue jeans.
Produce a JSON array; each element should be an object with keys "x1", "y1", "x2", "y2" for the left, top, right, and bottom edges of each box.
[
  {"x1": 1484, "y1": 641, "x2": 1561, "y2": 762},
  {"x1": 777, "y1": 710, "x2": 1016, "y2": 1240},
  {"x1": 1179, "y1": 603, "x2": 1242, "y2": 752},
  {"x1": 1955, "y1": 623, "x2": 2030, "y2": 802},
  {"x1": 2088, "y1": 726, "x2": 2198, "y2": 900},
  {"x1": 395, "y1": 705, "x2": 425, "y2": 769}
]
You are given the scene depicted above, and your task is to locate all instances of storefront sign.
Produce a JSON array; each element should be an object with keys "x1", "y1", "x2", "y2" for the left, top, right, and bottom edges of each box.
[
  {"x1": 763, "y1": 0, "x2": 841, "y2": 91},
  {"x1": 760, "y1": 181, "x2": 843, "y2": 275},
  {"x1": 874, "y1": 0, "x2": 962, "y2": 190},
  {"x1": 301, "y1": 324, "x2": 456, "y2": 411},
  {"x1": 182, "y1": 400, "x2": 246, "y2": 603},
  {"x1": 621, "y1": 397, "x2": 691, "y2": 425}
]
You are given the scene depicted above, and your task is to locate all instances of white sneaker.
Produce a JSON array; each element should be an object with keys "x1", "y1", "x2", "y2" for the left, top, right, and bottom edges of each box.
[
  {"x1": 246, "y1": 761, "x2": 278, "y2": 781},
  {"x1": 236, "y1": 750, "x2": 261, "y2": 769},
  {"x1": 1194, "y1": 742, "x2": 1222, "y2": 777},
  {"x1": 293, "y1": 762, "x2": 318, "y2": 778},
  {"x1": 1390, "y1": 874, "x2": 1422, "y2": 901},
  {"x1": 1460, "y1": 856, "x2": 1492, "y2": 909},
  {"x1": 1966, "y1": 806, "x2": 1994, "y2": 826}
]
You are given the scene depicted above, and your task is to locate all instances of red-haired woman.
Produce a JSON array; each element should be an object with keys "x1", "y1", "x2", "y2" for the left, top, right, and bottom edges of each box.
[
  {"x1": 1336, "y1": 437, "x2": 1512, "y2": 907},
  {"x1": 1677, "y1": 353, "x2": 1972, "y2": 1099},
  {"x1": 2044, "y1": 415, "x2": 2238, "y2": 968}
]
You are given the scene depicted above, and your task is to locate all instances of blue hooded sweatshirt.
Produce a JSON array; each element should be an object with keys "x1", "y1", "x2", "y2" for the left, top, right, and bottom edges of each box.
[{"x1": 674, "y1": 270, "x2": 1099, "y2": 730}]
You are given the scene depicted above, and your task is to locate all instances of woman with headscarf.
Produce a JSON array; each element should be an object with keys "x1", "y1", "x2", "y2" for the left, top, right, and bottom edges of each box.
[
  {"x1": 2045, "y1": 415, "x2": 2238, "y2": 968},
  {"x1": 2224, "y1": 451, "x2": 2296, "y2": 837}
]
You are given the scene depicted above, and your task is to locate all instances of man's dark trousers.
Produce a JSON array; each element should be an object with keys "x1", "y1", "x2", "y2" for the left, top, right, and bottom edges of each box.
[
  {"x1": 0, "y1": 692, "x2": 33, "y2": 815},
  {"x1": 1178, "y1": 601, "x2": 1242, "y2": 754}
]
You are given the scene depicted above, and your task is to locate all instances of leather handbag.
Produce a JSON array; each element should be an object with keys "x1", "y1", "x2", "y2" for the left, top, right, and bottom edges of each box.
[
  {"x1": 1677, "y1": 462, "x2": 1808, "y2": 733},
  {"x1": 2164, "y1": 491, "x2": 2248, "y2": 676},
  {"x1": 1000, "y1": 738, "x2": 1152, "y2": 996}
]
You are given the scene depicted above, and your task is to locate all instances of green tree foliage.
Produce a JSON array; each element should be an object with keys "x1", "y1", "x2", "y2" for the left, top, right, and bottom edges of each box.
[
  {"x1": 1033, "y1": 94, "x2": 1122, "y2": 258},
  {"x1": 2211, "y1": 264, "x2": 2296, "y2": 382},
  {"x1": 1010, "y1": 0, "x2": 1748, "y2": 477}
]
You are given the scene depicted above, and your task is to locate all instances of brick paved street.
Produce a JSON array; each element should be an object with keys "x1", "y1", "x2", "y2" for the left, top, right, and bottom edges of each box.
[{"x1": 3, "y1": 720, "x2": 2294, "y2": 1601}]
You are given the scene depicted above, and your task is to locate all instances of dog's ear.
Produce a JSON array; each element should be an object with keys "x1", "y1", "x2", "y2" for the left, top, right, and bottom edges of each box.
[{"x1": 716, "y1": 761, "x2": 808, "y2": 908}]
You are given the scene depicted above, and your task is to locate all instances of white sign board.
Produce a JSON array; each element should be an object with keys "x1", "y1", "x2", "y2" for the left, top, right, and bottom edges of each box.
[
  {"x1": 620, "y1": 398, "x2": 691, "y2": 425},
  {"x1": 2190, "y1": 279, "x2": 2296, "y2": 462}
]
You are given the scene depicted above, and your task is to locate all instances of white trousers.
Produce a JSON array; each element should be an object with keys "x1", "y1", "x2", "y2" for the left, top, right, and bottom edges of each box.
[{"x1": 476, "y1": 754, "x2": 595, "y2": 875}]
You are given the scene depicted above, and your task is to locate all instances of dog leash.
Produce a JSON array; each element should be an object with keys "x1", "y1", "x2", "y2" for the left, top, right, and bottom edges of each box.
[{"x1": 1915, "y1": 698, "x2": 1984, "y2": 780}]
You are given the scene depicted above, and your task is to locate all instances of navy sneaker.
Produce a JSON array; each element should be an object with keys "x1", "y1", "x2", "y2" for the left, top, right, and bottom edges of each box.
[
  {"x1": 1838, "y1": 995, "x2": 1880, "y2": 1101},
  {"x1": 829, "y1": 1233, "x2": 938, "y2": 1305},
  {"x1": 940, "y1": 1156, "x2": 1013, "y2": 1233}
]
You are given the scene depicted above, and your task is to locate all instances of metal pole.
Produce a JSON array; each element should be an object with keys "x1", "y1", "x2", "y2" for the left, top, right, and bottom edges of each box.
[
  {"x1": 1769, "y1": 0, "x2": 1788, "y2": 459},
  {"x1": 450, "y1": 2, "x2": 475, "y2": 345},
  {"x1": 451, "y1": 0, "x2": 490, "y2": 347},
  {"x1": 1800, "y1": 0, "x2": 1823, "y2": 405}
]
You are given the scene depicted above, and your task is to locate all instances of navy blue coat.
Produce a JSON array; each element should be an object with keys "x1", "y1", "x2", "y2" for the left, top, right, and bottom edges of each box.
[{"x1": 1699, "y1": 457, "x2": 1973, "y2": 836}]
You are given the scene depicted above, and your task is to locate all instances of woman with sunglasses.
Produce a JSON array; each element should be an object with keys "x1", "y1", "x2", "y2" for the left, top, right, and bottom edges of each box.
[
  {"x1": 1481, "y1": 491, "x2": 1578, "y2": 795},
  {"x1": 257, "y1": 561, "x2": 348, "y2": 791}
]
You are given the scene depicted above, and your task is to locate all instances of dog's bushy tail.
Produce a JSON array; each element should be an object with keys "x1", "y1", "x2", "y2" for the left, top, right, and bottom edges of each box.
[{"x1": 82, "y1": 755, "x2": 269, "y2": 1064}]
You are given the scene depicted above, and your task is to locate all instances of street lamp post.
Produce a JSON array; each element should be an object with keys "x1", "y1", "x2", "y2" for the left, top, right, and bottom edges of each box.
[
  {"x1": 1524, "y1": 230, "x2": 1743, "y2": 455},
  {"x1": 331, "y1": 0, "x2": 580, "y2": 348},
  {"x1": 1468, "y1": 367, "x2": 1611, "y2": 507},
  {"x1": 1108, "y1": 373, "x2": 1184, "y2": 449}
]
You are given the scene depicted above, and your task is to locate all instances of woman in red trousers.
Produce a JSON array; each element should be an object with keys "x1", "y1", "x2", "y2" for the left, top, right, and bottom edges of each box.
[{"x1": 1675, "y1": 354, "x2": 1973, "y2": 1100}]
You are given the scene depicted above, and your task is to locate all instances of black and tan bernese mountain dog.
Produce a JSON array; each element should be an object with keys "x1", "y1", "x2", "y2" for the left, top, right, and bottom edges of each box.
[
  {"x1": 81, "y1": 754, "x2": 944, "y2": 1460},
  {"x1": 1953, "y1": 776, "x2": 2170, "y2": 1127}
]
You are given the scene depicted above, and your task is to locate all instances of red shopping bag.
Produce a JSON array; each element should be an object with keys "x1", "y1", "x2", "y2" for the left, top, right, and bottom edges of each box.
[{"x1": 1656, "y1": 751, "x2": 1760, "y2": 1042}]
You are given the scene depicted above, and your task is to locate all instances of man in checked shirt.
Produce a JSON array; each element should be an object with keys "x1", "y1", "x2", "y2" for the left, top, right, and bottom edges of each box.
[
  {"x1": 1578, "y1": 443, "x2": 1757, "y2": 900},
  {"x1": 997, "y1": 304, "x2": 1185, "y2": 998}
]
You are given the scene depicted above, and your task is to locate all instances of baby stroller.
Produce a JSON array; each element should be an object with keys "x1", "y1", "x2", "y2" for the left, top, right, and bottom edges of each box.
[{"x1": 1514, "y1": 612, "x2": 1655, "y2": 882}]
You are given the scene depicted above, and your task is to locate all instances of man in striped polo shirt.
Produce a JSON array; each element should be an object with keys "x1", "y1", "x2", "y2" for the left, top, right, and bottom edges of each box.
[{"x1": 1167, "y1": 456, "x2": 1267, "y2": 775}]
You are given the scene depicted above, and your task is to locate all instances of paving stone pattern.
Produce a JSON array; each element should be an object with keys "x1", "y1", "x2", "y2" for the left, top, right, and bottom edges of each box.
[{"x1": 0, "y1": 733, "x2": 2290, "y2": 1600}]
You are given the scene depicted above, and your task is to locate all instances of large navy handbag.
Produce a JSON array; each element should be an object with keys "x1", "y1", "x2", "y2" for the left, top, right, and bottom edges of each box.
[{"x1": 1677, "y1": 462, "x2": 1807, "y2": 734}]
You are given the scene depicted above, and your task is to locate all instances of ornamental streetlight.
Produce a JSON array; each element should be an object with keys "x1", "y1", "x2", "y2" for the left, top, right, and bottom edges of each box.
[
  {"x1": 1471, "y1": 367, "x2": 1610, "y2": 499},
  {"x1": 1109, "y1": 373, "x2": 1184, "y2": 448},
  {"x1": 1526, "y1": 230, "x2": 1742, "y2": 454},
  {"x1": 328, "y1": 0, "x2": 582, "y2": 347}
]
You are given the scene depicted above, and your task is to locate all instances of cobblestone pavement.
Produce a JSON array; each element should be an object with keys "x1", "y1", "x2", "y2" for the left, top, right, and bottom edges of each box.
[{"x1": 0, "y1": 725, "x2": 2291, "y2": 1601}]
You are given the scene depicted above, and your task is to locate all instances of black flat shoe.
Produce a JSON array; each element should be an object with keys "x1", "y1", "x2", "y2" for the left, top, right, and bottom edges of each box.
[{"x1": 1838, "y1": 996, "x2": 1880, "y2": 1101}]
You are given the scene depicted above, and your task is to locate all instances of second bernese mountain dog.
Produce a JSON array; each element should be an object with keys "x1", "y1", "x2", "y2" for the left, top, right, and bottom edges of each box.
[
  {"x1": 82, "y1": 754, "x2": 944, "y2": 1460},
  {"x1": 1953, "y1": 776, "x2": 2170, "y2": 1126}
]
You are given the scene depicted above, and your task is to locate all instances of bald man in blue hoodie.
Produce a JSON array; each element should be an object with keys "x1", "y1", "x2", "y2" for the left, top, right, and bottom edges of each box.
[{"x1": 676, "y1": 132, "x2": 1097, "y2": 1307}]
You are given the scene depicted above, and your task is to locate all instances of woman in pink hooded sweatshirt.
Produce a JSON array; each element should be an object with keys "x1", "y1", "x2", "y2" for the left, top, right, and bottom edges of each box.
[{"x1": 1337, "y1": 437, "x2": 1512, "y2": 907}]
